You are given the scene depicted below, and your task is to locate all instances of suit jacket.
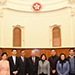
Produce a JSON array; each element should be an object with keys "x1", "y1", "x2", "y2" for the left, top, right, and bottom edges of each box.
[
  {"x1": 66, "y1": 56, "x2": 75, "y2": 64},
  {"x1": 0, "y1": 60, "x2": 10, "y2": 75},
  {"x1": 27, "y1": 56, "x2": 40, "y2": 75},
  {"x1": 66, "y1": 56, "x2": 75, "y2": 73},
  {"x1": 8, "y1": 56, "x2": 20, "y2": 75},
  {"x1": 57, "y1": 61, "x2": 69, "y2": 75},
  {"x1": 18, "y1": 56, "x2": 27, "y2": 75},
  {"x1": 38, "y1": 60, "x2": 50, "y2": 75},
  {"x1": 48, "y1": 55, "x2": 59, "y2": 71}
]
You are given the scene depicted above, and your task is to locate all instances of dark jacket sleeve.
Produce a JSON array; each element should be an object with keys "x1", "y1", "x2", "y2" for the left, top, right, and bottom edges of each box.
[
  {"x1": 8, "y1": 57, "x2": 14, "y2": 73},
  {"x1": 48, "y1": 57, "x2": 52, "y2": 71},
  {"x1": 16, "y1": 57, "x2": 20, "y2": 72},
  {"x1": 26, "y1": 58, "x2": 29, "y2": 73},
  {"x1": 66, "y1": 57, "x2": 70, "y2": 63},
  {"x1": 25, "y1": 58, "x2": 28, "y2": 74}
]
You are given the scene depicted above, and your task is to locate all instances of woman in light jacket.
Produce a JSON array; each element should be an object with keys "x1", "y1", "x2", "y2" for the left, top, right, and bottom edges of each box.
[
  {"x1": 0, "y1": 52, "x2": 10, "y2": 75},
  {"x1": 38, "y1": 54, "x2": 50, "y2": 75},
  {"x1": 57, "y1": 53, "x2": 69, "y2": 75}
]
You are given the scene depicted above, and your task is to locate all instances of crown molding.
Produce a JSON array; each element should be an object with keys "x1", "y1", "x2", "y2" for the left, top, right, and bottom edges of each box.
[{"x1": 0, "y1": 0, "x2": 72, "y2": 12}]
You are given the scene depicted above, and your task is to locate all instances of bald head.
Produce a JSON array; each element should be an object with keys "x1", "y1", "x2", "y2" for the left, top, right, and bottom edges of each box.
[{"x1": 31, "y1": 50, "x2": 36, "y2": 57}]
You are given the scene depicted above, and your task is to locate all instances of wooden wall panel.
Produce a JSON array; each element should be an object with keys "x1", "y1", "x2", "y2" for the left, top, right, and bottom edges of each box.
[{"x1": 0, "y1": 48, "x2": 73, "y2": 60}]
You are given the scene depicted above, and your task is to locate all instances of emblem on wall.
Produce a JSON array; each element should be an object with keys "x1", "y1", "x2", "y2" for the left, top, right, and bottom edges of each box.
[{"x1": 32, "y1": 2, "x2": 42, "y2": 12}]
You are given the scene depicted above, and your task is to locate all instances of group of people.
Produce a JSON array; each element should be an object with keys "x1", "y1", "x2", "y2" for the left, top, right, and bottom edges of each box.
[{"x1": 0, "y1": 48, "x2": 75, "y2": 75}]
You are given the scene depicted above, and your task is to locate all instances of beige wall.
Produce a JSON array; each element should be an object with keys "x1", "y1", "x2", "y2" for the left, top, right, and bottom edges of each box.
[
  {"x1": 0, "y1": 0, "x2": 75, "y2": 48},
  {"x1": 0, "y1": 13, "x2": 2, "y2": 47},
  {"x1": 73, "y1": 15, "x2": 75, "y2": 46},
  {"x1": 0, "y1": 17, "x2": 2, "y2": 46}
]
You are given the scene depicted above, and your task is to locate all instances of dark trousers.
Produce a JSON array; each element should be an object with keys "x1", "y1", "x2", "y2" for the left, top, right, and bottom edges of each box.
[
  {"x1": 33, "y1": 70, "x2": 36, "y2": 75},
  {"x1": 69, "y1": 73, "x2": 75, "y2": 75},
  {"x1": 39, "y1": 74, "x2": 47, "y2": 75},
  {"x1": 29, "y1": 70, "x2": 37, "y2": 75}
]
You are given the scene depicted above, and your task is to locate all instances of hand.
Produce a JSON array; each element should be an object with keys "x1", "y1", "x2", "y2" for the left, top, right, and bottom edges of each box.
[
  {"x1": 13, "y1": 71, "x2": 18, "y2": 75},
  {"x1": 13, "y1": 72, "x2": 16, "y2": 75},
  {"x1": 52, "y1": 70, "x2": 56, "y2": 73},
  {"x1": 26, "y1": 73, "x2": 28, "y2": 75},
  {"x1": 15, "y1": 71, "x2": 18, "y2": 74}
]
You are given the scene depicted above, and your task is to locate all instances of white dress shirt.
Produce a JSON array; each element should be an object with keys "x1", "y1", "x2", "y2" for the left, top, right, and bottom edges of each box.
[
  {"x1": 12, "y1": 56, "x2": 18, "y2": 74},
  {"x1": 12, "y1": 55, "x2": 16, "y2": 65},
  {"x1": 21, "y1": 56, "x2": 24, "y2": 62},
  {"x1": 32, "y1": 57, "x2": 35, "y2": 63}
]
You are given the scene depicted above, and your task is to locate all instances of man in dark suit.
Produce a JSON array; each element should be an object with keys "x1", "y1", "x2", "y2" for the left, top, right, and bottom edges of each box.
[
  {"x1": 27, "y1": 50, "x2": 40, "y2": 75},
  {"x1": 18, "y1": 50, "x2": 27, "y2": 75},
  {"x1": 8, "y1": 49, "x2": 20, "y2": 75}
]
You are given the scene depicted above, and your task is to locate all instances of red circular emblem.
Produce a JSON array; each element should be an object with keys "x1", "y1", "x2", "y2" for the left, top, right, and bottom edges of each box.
[{"x1": 32, "y1": 2, "x2": 42, "y2": 11}]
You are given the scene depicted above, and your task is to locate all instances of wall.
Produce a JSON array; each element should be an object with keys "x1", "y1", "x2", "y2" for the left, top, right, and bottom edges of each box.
[
  {"x1": 0, "y1": 47, "x2": 73, "y2": 60},
  {"x1": 0, "y1": 7, "x2": 73, "y2": 48},
  {"x1": 0, "y1": 0, "x2": 75, "y2": 48}
]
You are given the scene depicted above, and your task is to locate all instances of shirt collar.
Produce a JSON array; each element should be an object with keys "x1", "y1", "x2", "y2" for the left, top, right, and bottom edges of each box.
[
  {"x1": 69, "y1": 55, "x2": 75, "y2": 58},
  {"x1": 32, "y1": 57, "x2": 35, "y2": 59},
  {"x1": 21, "y1": 56, "x2": 24, "y2": 58},
  {"x1": 12, "y1": 55, "x2": 16, "y2": 57}
]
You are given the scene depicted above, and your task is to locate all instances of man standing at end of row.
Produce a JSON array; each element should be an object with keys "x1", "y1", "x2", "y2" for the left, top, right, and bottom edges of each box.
[{"x1": 67, "y1": 48, "x2": 75, "y2": 75}]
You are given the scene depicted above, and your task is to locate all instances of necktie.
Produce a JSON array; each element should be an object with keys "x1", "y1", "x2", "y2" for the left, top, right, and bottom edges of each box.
[{"x1": 33, "y1": 58, "x2": 35, "y2": 65}]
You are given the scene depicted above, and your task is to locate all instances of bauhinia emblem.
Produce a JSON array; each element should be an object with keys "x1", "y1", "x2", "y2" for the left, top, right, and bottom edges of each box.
[{"x1": 32, "y1": 2, "x2": 42, "y2": 12}]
